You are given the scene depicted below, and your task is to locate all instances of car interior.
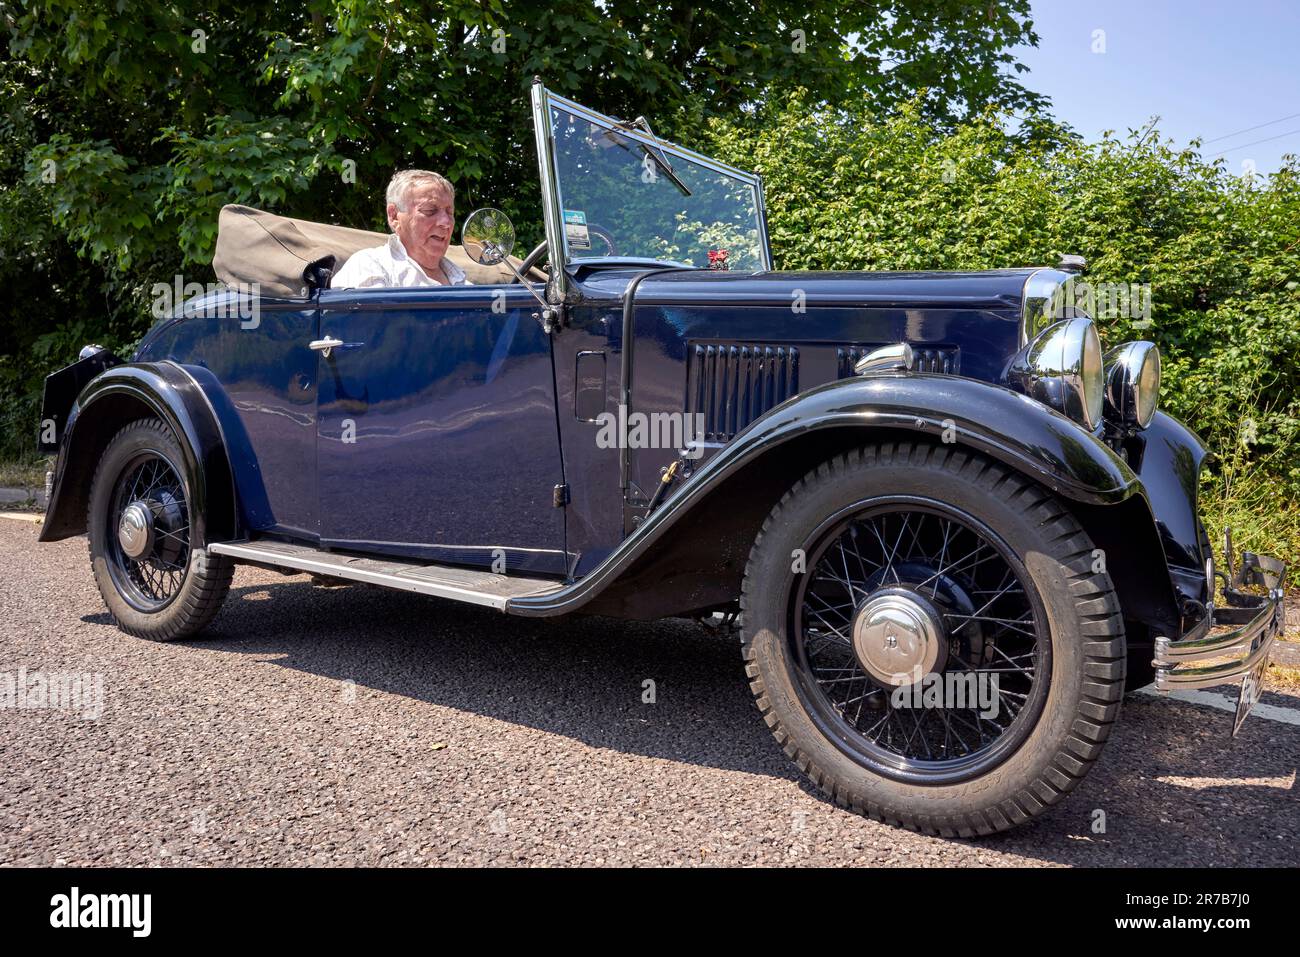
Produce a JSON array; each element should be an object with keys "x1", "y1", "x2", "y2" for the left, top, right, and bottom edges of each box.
[{"x1": 212, "y1": 204, "x2": 539, "y2": 298}]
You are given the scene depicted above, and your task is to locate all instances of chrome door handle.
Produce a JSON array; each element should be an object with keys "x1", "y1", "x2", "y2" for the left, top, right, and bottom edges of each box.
[{"x1": 309, "y1": 336, "x2": 344, "y2": 358}]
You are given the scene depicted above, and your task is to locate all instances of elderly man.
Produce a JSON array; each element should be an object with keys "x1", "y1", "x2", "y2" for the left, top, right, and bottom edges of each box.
[{"x1": 332, "y1": 169, "x2": 472, "y2": 288}]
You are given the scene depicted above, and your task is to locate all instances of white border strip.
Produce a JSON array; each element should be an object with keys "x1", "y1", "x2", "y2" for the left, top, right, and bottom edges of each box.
[
  {"x1": 1135, "y1": 685, "x2": 1300, "y2": 727},
  {"x1": 0, "y1": 512, "x2": 42, "y2": 524}
]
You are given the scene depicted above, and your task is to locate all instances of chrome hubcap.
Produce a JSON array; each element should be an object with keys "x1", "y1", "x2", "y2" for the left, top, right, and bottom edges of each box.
[
  {"x1": 117, "y1": 501, "x2": 154, "y2": 561},
  {"x1": 851, "y1": 588, "x2": 948, "y2": 687},
  {"x1": 792, "y1": 499, "x2": 1047, "y2": 781}
]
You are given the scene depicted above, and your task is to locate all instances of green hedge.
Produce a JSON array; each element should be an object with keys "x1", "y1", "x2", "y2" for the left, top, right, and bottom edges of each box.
[{"x1": 692, "y1": 93, "x2": 1300, "y2": 564}]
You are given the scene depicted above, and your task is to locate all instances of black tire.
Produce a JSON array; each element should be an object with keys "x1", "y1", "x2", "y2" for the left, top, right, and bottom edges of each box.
[
  {"x1": 740, "y1": 442, "x2": 1126, "y2": 836},
  {"x1": 87, "y1": 418, "x2": 233, "y2": 640}
]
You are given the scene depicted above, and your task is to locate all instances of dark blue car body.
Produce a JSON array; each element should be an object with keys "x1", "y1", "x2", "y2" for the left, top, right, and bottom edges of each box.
[
  {"x1": 38, "y1": 82, "x2": 1291, "y2": 836},
  {"x1": 41, "y1": 261, "x2": 1204, "y2": 640}
]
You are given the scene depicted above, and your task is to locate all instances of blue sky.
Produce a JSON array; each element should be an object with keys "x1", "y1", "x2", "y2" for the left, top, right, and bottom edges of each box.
[{"x1": 1017, "y1": 0, "x2": 1300, "y2": 176}]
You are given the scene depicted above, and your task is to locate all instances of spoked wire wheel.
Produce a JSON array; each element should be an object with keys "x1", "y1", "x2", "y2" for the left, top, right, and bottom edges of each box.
[
  {"x1": 88, "y1": 418, "x2": 233, "y2": 640},
  {"x1": 741, "y1": 445, "x2": 1126, "y2": 835},
  {"x1": 106, "y1": 450, "x2": 192, "y2": 611},
  {"x1": 790, "y1": 496, "x2": 1050, "y2": 784}
]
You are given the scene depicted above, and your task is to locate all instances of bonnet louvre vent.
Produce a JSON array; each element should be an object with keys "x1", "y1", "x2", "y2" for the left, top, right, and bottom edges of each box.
[
  {"x1": 836, "y1": 345, "x2": 959, "y2": 377},
  {"x1": 686, "y1": 343, "x2": 800, "y2": 442}
]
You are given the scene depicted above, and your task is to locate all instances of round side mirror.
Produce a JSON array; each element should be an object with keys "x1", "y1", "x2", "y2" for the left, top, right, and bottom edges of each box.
[{"x1": 461, "y1": 208, "x2": 516, "y2": 265}]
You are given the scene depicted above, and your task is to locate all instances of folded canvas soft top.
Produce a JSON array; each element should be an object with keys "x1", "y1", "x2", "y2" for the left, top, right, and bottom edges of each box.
[{"x1": 212, "y1": 204, "x2": 528, "y2": 297}]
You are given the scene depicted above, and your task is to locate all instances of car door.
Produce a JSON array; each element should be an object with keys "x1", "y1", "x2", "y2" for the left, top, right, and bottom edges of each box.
[{"x1": 314, "y1": 283, "x2": 569, "y2": 576}]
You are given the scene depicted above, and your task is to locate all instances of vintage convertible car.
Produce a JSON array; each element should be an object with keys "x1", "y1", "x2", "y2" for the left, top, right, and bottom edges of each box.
[{"x1": 38, "y1": 81, "x2": 1285, "y2": 836}]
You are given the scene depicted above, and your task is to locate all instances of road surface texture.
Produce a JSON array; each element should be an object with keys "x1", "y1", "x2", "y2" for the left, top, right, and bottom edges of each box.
[{"x1": 2, "y1": 519, "x2": 1297, "y2": 866}]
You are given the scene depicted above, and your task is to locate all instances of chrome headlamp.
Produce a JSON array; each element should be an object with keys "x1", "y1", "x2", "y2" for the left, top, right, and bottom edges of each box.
[
  {"x1": 1008, "y1": 318, "x2": 1105, "y2": 430},
  {"x1": 1103, "y1": 341, "x2": 1161, "y2": 430}
]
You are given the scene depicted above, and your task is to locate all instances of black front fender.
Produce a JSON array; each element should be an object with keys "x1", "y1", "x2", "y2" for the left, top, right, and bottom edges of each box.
[
  {"x1": 510, "y1": 372, "x2": 1149, "y2": 618},
  {"x1": 729, "y1": 371, "x2": 1140, "y2": 506},
  {"x1": 39, "y1": 362, "x2": 238, "y2": 545}
]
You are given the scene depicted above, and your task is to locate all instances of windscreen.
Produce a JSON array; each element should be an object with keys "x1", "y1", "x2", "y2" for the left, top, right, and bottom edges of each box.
[{"x1": 548, "y1": 99, "x2": 767, "y2": 271}]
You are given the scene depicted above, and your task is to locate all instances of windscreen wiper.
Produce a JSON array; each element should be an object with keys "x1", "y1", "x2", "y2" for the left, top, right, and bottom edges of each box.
[{"x1": 608, "y1": 116, "x2": 693, "y2": 197}]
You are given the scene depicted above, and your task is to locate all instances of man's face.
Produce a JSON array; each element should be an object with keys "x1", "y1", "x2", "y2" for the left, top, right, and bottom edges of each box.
[{"x1": 388, "y1": 181, "x2": 455, "y2": 269}]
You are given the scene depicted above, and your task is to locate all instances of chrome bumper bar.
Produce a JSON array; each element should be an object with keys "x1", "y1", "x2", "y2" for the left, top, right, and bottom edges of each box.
[{"x1": 1153, "y1": 549, "x2": 1286, "y2": 692}]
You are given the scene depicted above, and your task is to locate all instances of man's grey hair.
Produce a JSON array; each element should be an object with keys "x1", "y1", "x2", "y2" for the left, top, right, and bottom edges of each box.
[{"x1": 386, "y1": 169, "x2": 455, "y2": 211}]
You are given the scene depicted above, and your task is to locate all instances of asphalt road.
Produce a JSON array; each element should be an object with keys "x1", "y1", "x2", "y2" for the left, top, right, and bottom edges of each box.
[{"x1": 2, "y1": 518, "x2": 1297, "y2": 866}]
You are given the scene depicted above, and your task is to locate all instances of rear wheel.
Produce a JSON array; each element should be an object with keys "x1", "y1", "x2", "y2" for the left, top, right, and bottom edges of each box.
[
  {"x1": 740, "y1": 443, "x2": 1126, "y2": 836},
  {"x1": 87, "y1": 418, "x2": 233, "y2": 640}
]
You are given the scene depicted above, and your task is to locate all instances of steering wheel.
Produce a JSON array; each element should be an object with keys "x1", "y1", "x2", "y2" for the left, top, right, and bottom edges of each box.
[
  {"x1": 584, "y1": 224, "x2": 619, "y2": 256},
  {"x1": 519, "y1": 239, "x2": 550, "y2": 277},
  {"x1": 515, "y1": 223, "x2": 620, "y2": 281}
]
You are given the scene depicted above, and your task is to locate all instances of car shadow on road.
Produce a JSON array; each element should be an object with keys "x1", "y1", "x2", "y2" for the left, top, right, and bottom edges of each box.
[
  {"x1": 181, "y1": 578, "x2": 803, "y2": 783},
  {"x1": 161, "y1": 577, "x2": 1298, "y2": 865}
]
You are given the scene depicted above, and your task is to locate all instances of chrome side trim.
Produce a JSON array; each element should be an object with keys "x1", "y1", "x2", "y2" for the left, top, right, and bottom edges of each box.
[{"x1": 211, "y1": 539, "x2": 563, "y2": 610}]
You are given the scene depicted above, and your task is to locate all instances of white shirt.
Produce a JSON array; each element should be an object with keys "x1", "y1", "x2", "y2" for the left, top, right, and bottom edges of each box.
[{"x1": 331, "y1": 234, "x2": 471, "y2": 289}]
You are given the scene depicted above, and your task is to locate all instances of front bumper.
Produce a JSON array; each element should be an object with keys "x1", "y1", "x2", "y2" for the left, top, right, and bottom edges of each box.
[{"x1": 1153, "y1": 549, "x2": 1286, "y2": 693}]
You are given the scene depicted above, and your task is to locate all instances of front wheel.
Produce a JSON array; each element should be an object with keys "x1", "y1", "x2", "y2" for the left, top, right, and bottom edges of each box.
[
  {"x1": 87, "y1": 418, "x2": 233, "y2": 640},
  {"x1": 740, "y1": 443, "x2": 1126, "y2": 836}
]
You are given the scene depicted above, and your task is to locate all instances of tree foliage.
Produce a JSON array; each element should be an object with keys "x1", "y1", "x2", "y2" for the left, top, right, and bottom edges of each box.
[
  {"x1": 0, "y1": 0, "x2": 1044, "y2": 462},
  {"x1": 696, "y1": 93, "x2": 1300, "y2": 560}
]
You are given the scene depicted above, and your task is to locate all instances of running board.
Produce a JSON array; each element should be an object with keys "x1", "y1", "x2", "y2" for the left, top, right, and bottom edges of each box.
[{"x1": 209, "y1": 539, "x2": 565, "y2": 610}]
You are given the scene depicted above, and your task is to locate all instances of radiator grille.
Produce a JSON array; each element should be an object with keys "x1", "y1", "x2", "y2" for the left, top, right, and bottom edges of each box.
[
  {"x1": 686, "y1": 344, "x2": 800, "y2": 442},
  {"x1": 836, "y1": 344, "x2": 959, "y2": 377}
]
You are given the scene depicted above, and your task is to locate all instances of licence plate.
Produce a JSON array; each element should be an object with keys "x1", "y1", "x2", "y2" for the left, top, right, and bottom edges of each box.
[{"x1": 1232, "y1": 658, "x2": 1268, "y2": 735}]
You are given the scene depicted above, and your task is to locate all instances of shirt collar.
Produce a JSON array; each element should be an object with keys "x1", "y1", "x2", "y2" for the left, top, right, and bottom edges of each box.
[
  {"x1": 442, "y1": 257, "x2": 467, "y2": 284},
  {"x1": 387, "y1": 233, "x2": 465, "y2": 284}
]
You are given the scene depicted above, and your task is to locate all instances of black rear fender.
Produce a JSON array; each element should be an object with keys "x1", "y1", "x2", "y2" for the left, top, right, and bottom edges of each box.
[
  {"x1": 38, "y1": 348, "x2": 124, "y2": 454},
  {"x1": 39, "y1": 362, "x2": 238, "y2": 545}
]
